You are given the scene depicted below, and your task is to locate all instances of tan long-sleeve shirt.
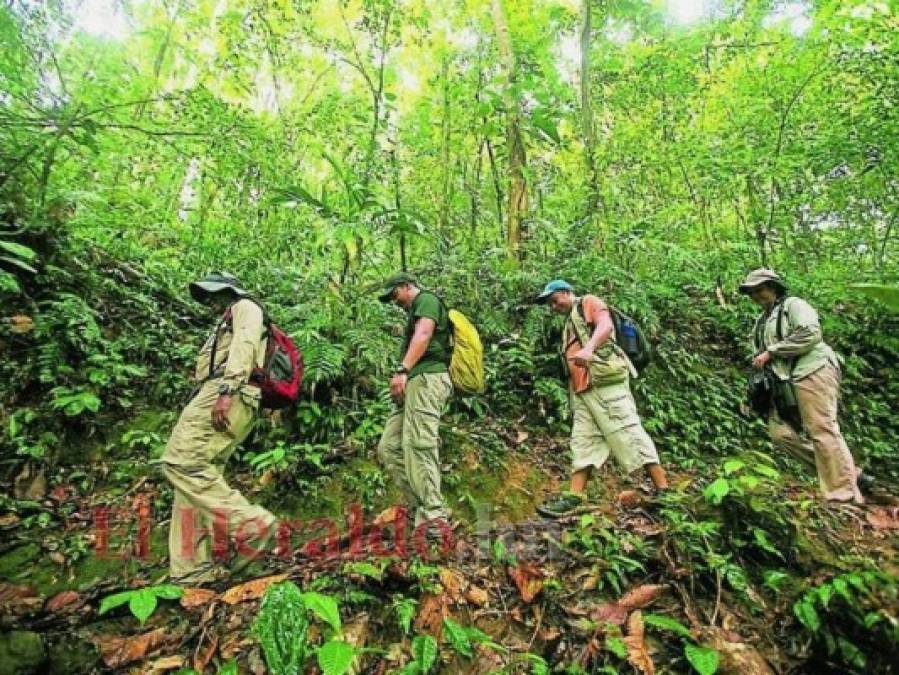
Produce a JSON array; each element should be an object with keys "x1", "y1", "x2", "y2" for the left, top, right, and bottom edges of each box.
[
  {"x1": 194, "y1": 298, "x2": 266, "y2": 391},
  {"x1": 753, "y1": 296, "x2": 839, "y2": 381}
]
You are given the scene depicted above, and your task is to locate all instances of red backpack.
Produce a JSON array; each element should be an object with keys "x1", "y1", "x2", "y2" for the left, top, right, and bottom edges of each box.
[{"x1": 217, "y1": 303, "x2": 303, "y2": 409}]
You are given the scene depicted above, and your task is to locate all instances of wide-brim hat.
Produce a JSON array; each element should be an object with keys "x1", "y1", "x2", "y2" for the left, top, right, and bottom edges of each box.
[
  {"x1": 535, "y1": 279, "x2": 574, "y2": 304},
  {"x1": 378, "y1": 272, "x2": 419, "y2": 303},
  {"x1": 738, "y1": 268, "x2": 786, "y2": 294},
  {"x1": 189, "y1": 272, "x2": 250, "y2": 301}
]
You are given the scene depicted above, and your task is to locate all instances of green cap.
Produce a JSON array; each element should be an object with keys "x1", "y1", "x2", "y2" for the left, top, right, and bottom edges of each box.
[
  {"x1": 378, "y1": 272, "x2": 418, "y2": 303},
  {"x1": 189, "y1": 272, "x2": 249, "y2": 302}
]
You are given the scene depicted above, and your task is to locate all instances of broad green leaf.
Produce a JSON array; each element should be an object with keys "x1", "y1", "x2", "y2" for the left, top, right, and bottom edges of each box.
[
  {"x1": 751, "y1": 463, "x2": 780, "y2": 480},
  {"x1": 129, "y1": 588, "x2": 158, "y2": 624},
  {"x1": 255, "y1": 581, "x2": 309, "y2": 675},
  {"x1": 643, "y1": 613, "x2": 692, "y2": 639},
  {"x1": 0, "y1": 241, "x2": 37, "y2": 261},
  {"x1": 301, "y1": 591, "x2": 342, "y2": 633},
  {"x1": 99, "y1": 590, "x2": 134, "y2": 615},
  {"x1": 317, "y1": 639, "x2": 355, "y2": 675},
  {"x1": 703, "y1": 478, "x2": 730, "y2": 504},
  {"x1": 152, "y1": 584, "x2": 184, "y2": 600},
  {"x1": 723, "y1": 459, "x2": 745, "y2": 475},
  {"x1": 605, "y1": 636, "x2": 628, "y2": 658},
  {"x1": 0, "y1": 255, "x2": 38, "y2": 274},
  {"x1": 443, "y1": 618, "x2": 473, "y2": 658},
  {"x1": 411, "y1": 634, "x2": 438, "y2": 673},
  {"x1": 794, "y1": 599, "x2": 821, "y2": 632},
  {"x1": 837, "y1": 637, "x2": 866, "y2": 669},
  {"x1": 684, "y1": 643, "x2": 720, "y2": 675}
]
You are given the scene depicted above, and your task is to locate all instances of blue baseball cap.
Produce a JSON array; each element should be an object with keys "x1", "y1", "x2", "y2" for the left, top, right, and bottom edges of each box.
[{"x1": 535, "y1": 279, "x2": 574, "y2": 304}]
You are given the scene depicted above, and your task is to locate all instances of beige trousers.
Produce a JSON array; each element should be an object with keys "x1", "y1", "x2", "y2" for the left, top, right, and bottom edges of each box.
[
  {"x1": 377, "y1": 372, "x2": 453, "y2": 526},
  {"x1": 768, "y1": 363, "x2": 863, "y2": 503},
  {"x1": 161, "y1": 381, "x2": 277, "y2": 580}
]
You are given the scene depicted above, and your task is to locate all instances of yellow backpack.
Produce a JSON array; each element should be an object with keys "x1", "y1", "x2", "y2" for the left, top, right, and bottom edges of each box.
[{"x1": 446, "y1": 308, "x2": 485, "y2": 395}]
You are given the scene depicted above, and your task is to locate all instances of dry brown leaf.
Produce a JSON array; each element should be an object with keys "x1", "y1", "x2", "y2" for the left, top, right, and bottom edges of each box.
[
  {"x1": 515, "y1": 431, "x2": 529, "y2": 445},
  {"x1": 373, "y1": 506, "x2": 402, "y2": 527},
  {"x1": 96, "y1": 628, "x2": 167, "y2": 669},
  {"x1": 143, "y1": 654, "x2": 185, "y2": 674},
  {"x1": 591, "y1": 602, "x2": 629, "y2": 625},
  {"x1": 180, "y1": 587, "x2": 218, "y2": 610},
  {"x1": 508, "y1": 562, "x2": 545, "y2": 603},
  {"x1": 46, "y1": 590, "x2": 82, "y2": 613},
  {"x1": 193, "y1": 633, "x2": 219, "y2": 672},
  {"x1": 220, "y1": 635, "x2": 253, "y2": 660},
  {"x1": 464, "y1": 585, "x2": 489, "y2": 606},
  {"x1": 0, "y1": 583, "x2": 41, "y2": 614},
  {"x1": 10, "y1": 315, "x2": 34, "y2": 334},
  {"x1": 866, "y1": 507, "x2": 899, "y2": 530},
  {"x1": 414, "y1": 592, "x2": 450, "y2": 638},
  {"x1": 220, "y1": 573, "x2": 288, "y2": 605},
  {"x1": 439, "y1": 568, "x2": 466, "y2": 602},
  {"x1": 617, "y1": 490, "x2": 642, "y2": 507},
  {"x1": 619, "y1": 584, "x2": 666, "y2": 610},
  {"x1": 0, "y1": 513, "x2": 20, "y2": 528},
  {"x1": 622, "y1": 611, "x2": 655, "y2": 675}
]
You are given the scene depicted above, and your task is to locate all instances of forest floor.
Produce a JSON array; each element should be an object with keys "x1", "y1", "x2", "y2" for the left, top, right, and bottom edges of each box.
[{"x1": 1, "y1": 412, "x2": 898, "y2": 674}]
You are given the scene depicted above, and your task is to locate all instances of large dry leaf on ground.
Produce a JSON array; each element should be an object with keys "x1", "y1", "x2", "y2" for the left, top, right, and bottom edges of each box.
[
  {"x1": 622, "y1": 611, "x2": 655, "y2": 675},
  {"x1": 96, "y1": 628, "x2": 167, "y2": 668},
  {"x1": 180, "y1": 587, "x2": 218, "y2": 610},
  {"x1": 591, "y1": 602, "x2": 629, "y2": 626},
  {"x1": 619, "y1": 584, "x2": 666, "y2": 610},
  {"x1": 373, "y1": 506, "x2": 403, "y2": 527},
  {"x1": 617, "y1": 490, "x2": 642, "y2": 507},
  {"x1": 508, "y1": 562, "x2": 545, "y2": 603},
  {"x1": 220, "y1": 573, "x2": 288, "y2": 605},
  {"x1": 866, "y1": 507, "x2": 899, "y2": 530},
  {"x1": 464, "y1": 585, "x2": 489, "y2": 606},
  {"x1": 415, "y1": 592, "x2": 450, "y2": 638},
  {"x1": 141, "y1": 655, "x2": 185, "y2": 674},
  {"x1": 439, "y1": 567, "x2": 466, "y2": 602},
  {"x1": 702, "y1": 627, "x2": 773, "y2": 675},
  {"x1": 46, "y1": 590, "x2": 82, "y2": 613},
  {"x1": 0, "y1": 583, "x2": 41, "y2": 614}
]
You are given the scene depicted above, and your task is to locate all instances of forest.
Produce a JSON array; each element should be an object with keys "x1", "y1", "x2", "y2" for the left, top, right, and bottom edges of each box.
[{"x1": 0, "y1": 0, "x2": 897, "y2": 673}]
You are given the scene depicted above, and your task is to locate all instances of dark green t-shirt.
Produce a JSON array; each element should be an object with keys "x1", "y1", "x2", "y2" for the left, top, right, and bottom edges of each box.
[{"x1": 402, "y1": 291, "x2": 451, "y2": 379}]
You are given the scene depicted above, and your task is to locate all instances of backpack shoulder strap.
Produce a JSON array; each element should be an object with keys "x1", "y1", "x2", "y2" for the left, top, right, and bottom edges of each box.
[{"x1": 776, "y1": 297, "x2": 793, "y2": 342}]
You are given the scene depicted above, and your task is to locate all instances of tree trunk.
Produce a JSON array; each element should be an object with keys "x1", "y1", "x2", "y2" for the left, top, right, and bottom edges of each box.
[
  {"x1": 580, "y1": 0, "x2": 601, "y2": 217},
  {"x1": 491, "y1": 0, "x2": 528, "y2": 258}
]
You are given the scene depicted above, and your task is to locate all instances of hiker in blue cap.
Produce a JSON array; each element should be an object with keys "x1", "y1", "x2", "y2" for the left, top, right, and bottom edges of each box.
[{"x1": 534, "y1": 279, "x2": 668, "y2": 517}]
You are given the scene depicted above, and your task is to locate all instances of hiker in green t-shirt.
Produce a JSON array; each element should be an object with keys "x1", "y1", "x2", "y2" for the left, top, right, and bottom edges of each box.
[{"x1": 375, "y1": 273, "x2": 454, "y2": 528}]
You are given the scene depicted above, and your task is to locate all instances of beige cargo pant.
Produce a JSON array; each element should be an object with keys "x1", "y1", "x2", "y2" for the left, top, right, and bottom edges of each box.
[
  {"x1": 377, "y1": 372, "x2": 453, "y2": 526},
  {"x1": 571, "y1": 380, "x2": 660, "y2": 474},
  {"x1": 768, "y1": 363, "x2": 863, "y2": 503},
  {"x1": 161, "y1": 381, "x2": 278, "y2": 581}
]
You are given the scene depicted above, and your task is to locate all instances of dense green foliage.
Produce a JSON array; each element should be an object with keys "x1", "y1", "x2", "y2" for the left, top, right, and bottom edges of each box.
[{"x1": 1, "y1": 1, "x2": 898, "y2": 672}]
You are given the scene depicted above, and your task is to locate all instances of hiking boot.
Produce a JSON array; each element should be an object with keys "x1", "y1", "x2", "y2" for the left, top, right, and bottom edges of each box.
[
  {"x1": 170, "y1": 564, "x2": 230, "y2": 586},
  {"x1": 536, "y1": 492, "x2": 586, "y2": 519}
]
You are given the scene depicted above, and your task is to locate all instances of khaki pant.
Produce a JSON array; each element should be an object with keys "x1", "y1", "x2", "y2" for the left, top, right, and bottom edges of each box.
[
  {"x1": 377, "y1": 372, "x2": 453, "y2": 526},
  {"x1": 161, "y1": 381, "x2": 277, "y2": 580},
  {"x1": 768, "y1": 363, "x2": 863, "y2": 503},
  {"x1": 571, "y1": 380, "x2": 660, "y2": 474}
]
